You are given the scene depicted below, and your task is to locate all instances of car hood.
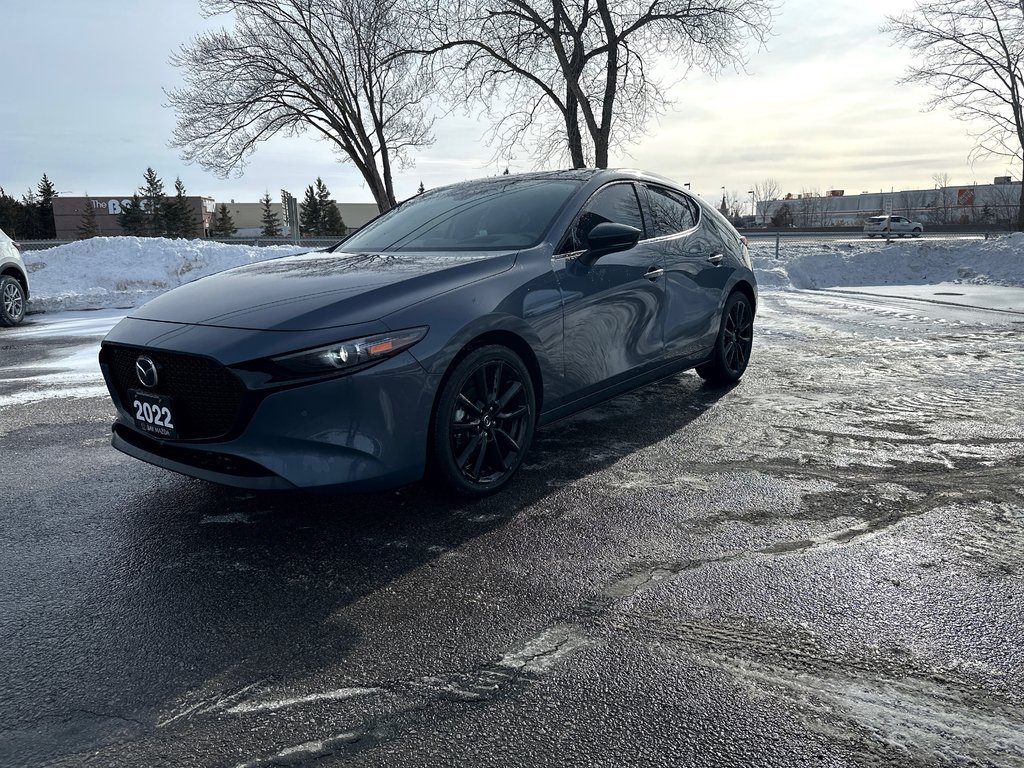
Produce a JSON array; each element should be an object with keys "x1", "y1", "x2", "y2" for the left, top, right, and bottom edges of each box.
[{"x1": 129, "y1": 250, "x2": 517, "y2": 331}]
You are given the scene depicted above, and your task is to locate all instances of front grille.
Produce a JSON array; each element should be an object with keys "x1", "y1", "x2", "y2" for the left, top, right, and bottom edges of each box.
[{"x1": 102, "y1": 343, "x2": 246, "y2": 440}]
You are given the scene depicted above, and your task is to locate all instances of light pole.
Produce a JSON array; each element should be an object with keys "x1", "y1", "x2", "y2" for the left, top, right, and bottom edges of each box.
[{"x1": 748, "y1": 190, "x2": 755, "y2": 223}]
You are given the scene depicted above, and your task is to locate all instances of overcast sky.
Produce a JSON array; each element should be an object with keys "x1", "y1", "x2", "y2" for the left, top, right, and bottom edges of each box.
[{"x1": 0, "y1": 0, "x2": 1017, "y2": 210}]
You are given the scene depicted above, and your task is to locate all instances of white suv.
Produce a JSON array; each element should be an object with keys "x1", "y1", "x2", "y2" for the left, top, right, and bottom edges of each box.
[
  {"x1": 1, "y1": 228, "x2": 30, "y2": 325},
  {"x1": 863, "y1": 215, "x2": 924, "y2": 238}
]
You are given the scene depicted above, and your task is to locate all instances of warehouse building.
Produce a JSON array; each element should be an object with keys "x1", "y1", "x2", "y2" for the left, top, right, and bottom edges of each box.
[{"x1": 755, "y1": 177, "x2": 1022, "y2": 228}]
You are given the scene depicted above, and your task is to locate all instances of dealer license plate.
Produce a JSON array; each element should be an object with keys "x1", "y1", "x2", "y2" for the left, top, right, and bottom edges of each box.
[{"x1": 128, "y1": 389, "x2": 179, "y2": 439}]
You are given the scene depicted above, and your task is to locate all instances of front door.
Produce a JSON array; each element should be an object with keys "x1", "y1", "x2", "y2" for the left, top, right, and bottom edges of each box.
[{"x1": 551, "y1": 181, "x2": 666, "y2": 400}]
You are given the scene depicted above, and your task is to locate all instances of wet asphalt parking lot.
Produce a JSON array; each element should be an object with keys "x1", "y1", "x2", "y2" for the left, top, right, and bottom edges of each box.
[{"x1": 1, "y1": 289, "x2": 1023, "y2": 767}]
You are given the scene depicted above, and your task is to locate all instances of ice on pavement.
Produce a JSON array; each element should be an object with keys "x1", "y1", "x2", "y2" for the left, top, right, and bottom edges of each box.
[{"x1": 16, "y1": 232, "x2": 1024, "y2": 314}]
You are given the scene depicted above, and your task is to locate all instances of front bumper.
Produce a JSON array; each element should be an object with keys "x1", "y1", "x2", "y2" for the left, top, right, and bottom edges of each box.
[{"x1": 101, "y1": 322, "x2": 442, "y2": 492}]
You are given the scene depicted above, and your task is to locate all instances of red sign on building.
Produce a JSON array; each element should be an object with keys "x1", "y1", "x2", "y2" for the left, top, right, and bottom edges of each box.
[{"x1": 957, "y1": 188, "x2": 975, "y2": 207}]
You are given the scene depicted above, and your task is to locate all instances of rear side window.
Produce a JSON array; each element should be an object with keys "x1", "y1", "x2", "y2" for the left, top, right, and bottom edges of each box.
[
  {"x1": 561, "y1": 182, "x2": 645, "y2": 252},
  {"x1": 644, "y1": 185, "x2": 699, "y2": 238}
]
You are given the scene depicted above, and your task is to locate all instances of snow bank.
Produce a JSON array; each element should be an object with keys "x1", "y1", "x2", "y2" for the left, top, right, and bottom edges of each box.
[
  {"x1": 24, "y1": 237, "x2": 309, "y2": 313},
  {"x1": 750, "y1": 233, "x2": 1024, "y2": 290},
  {"x1": 20, "y1": 232, "x2": 1024, "y2": 314}
]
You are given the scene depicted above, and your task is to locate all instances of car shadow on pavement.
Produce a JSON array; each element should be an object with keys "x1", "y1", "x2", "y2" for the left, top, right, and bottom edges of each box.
[{"x1": 21, "y1": 371, "x2": 736, "y2": 762}]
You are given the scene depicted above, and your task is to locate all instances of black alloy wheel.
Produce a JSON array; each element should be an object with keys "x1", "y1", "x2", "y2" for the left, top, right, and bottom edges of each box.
[
  {"x1": 696, "y1": 291, "x2": 754, "y2": 385},
  {"x1": 431, "y1": 345, "x2": 536, "y2": 496},
  {"x1": 0, "y1": 275, "x2": 26, "y2": 326}
]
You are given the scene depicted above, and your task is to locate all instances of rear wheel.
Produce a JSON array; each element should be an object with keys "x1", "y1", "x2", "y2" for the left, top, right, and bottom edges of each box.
[
  {"x1": 696, "y1": 291, "x2": 754, "y2": 386},
  {"x1": 430, "y1": 345, "x2": 536, "y2": 496},
  {"x1": 0, "y1": 275, "x2": 26, "y2": 326}
]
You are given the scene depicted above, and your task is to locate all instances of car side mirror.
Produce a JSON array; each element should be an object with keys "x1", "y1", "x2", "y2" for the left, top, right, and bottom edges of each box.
[{"x1": 578, "y1": 222, "x2": 642, "y2": 266}]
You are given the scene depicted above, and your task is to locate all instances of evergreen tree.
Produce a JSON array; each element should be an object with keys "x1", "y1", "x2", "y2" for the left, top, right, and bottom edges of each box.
[
  {"x1": 140, "y1": 167, "x2": 166, "y2": 236},
  {"x1": 259, "y1": 191, "x2": 282, "y2": 237},
  {"x1": 417, "y1": 181, "x2": 425, "y2": 194},
  {"x1": 118, "y1": 194, "x2": 148, "y2": 236},
  {"x1": 36, "y1": 173, "x2": 58, "y2": 238},
  {"x1": 20, "y1": 189, "x2": 45, "y2": 239},
  {"x1": 315, "y1": 178, "x2": 345, "y2": 236},
  {"x1": 209, "y1": 203, "x2": 237, "y2": 236},
  {"x1": 0, "y1": 187, "x2": 32, "y2": 239},
  {"x1": 78, "y1": 196, "x2": 99, "y2": 239},
  {"x1": 321, "y1": 200, "x2": 346, "y2": 236},
  {"x1": 163, "y1": 177, "x2": 197, "y2": 239},
  {"x1": 770, "y1": 203, "x2": 794, "y2": 228},
  {"x1": 299, "y1": 183, "x2": 320, "y2": 235}
]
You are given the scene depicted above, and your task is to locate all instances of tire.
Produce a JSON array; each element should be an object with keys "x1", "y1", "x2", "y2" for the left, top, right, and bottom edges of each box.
[
  {"x1": 696, "y1": 291, "x2": 754, "y2": 386},
  {"x1": 912, "y1": 228, "x2": 922, "y2": 237},
  {"x1": 430, "y1": 345, "x2": 536, "y2": 496},
  {"x1": 0, "y1": 275, "x2": 26, "y2": 326}
]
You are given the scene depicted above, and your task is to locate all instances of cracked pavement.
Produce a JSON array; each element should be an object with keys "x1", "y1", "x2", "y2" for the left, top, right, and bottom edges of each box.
[{"x1": 1, "y1": 289, "x2": 1023, "y2": 767}]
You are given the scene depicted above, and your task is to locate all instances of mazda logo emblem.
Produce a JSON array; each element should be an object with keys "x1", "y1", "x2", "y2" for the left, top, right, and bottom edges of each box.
[{"x1": 135, "y1": 356, "x2": 159, "y2": 389}]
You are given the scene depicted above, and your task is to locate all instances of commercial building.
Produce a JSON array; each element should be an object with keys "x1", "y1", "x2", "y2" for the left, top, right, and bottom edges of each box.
[
  {"x1": 755, "y1": 177, "x2": 1022, "y2": 228},
  {"x1": 218, "y1": 201, "x2": 380, "y2": 237},
  {"x1": 52, "y1": 196, "x2": 216, "y2": 240}
]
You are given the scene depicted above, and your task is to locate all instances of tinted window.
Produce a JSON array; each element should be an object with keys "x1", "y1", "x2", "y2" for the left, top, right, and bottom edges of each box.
[
  {"x1": 338, "y1": 179, "x2": 582, "y2": 252},
  {"x1": 644, "y1": 185, "x2": 699, "y2": 237},
  {"x1": 563, "y1": 183, "x2": 644, "y2": 252}
]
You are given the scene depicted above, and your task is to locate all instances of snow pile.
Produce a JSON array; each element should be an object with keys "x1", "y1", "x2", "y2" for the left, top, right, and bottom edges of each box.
[
  {"x1": 23, "y1": 237, "x2": 309, "y2": 313},
  {"x1": 750, "y1": 233, "x2": 1024, "y2": 290},
  {"x1": 19, "y1": 232, "x2": 1024, "y2": 313}
]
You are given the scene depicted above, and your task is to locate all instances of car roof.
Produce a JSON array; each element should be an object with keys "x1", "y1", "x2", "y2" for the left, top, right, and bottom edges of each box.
[{"x1": 423, "y1": 168, "x2": 690, "y2": 196}]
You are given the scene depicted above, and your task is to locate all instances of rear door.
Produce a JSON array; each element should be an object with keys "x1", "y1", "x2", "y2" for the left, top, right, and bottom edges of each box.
[
  {"x1": 551, "y1": 181, "x2": 666, "y2": 398},
  {"x1": 639, "y1": 183, "x2": 731, "y2": 361}
]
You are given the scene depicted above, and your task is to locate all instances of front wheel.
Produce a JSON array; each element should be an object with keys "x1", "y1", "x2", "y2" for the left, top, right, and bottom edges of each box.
[
  {"x1": 430, "y1": 345, "x2": 536, "y2": 496},
  {"x1": 0, "y1": 275, "x2": 26, "y2": 326},
  {"x1": 696, "y1": 291, "x2": 754, "y2": 386},
  {"x1": 912, "y1": 228, "x2": 922, "y2": 237}
]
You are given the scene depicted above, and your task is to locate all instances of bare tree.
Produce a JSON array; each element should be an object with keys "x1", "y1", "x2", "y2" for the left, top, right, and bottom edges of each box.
[
  {"x1": 168, "y1": 0, "x2": 435, "y2": 212},
  {"x1": 898, "y1": 188, "x2": 929, "y2": 220},
  {"x1": 409, "y1": 0, "x2": 774, "y2": 168},
  {"x1": 930, "y1": 171, "x2": 955, "y2": 223},
  {"x1": 751, "y1": 177, "x2": 781, "y2": 204},
  {"x1": 885, "y1": 0, "x2": 1024, "y2": 230},
  {"x1": 990, "y1": 179, "x2": 1023, "y2": 227},
  {"x1": 792, "y1": 188, "x2": 822, "y2": 228},
  {"x1": 749, "y1": 177, "x2": 780, "y2": 224}
]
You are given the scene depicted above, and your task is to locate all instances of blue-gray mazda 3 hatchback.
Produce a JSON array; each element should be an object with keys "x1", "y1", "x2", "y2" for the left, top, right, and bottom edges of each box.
[{"x1": 99, "y1": 169, "x2": 757, "y2": 495}]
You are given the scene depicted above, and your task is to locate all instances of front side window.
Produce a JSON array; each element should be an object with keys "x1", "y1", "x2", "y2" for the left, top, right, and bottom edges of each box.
[
  {"x1": 644, "y1": 185, "x2": 699, "y2": 238},
  {"x1": 561, "y1": 183, "x2": 645, "y2": 253}
]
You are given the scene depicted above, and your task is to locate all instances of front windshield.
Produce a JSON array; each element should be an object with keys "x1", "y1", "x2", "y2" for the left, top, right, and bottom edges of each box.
[{"x1": 339, "y1": 179, "x2": 582, "y2": 253}]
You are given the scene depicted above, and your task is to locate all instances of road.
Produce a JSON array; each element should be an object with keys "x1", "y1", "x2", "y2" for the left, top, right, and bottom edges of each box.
[{"x1": 1, "y1": 291, "x2": 1023, "y2": 768}]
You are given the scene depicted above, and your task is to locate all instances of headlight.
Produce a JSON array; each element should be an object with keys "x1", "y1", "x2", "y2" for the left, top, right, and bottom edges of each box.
[{"x1": 273, "y1": 327, "x2": 428, "y2": 375}]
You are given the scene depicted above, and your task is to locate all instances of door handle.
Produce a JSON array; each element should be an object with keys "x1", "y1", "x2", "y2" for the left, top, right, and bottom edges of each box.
[
  {"x1": 707, "y1": 253, "x2": 724, "y2": 265},
  {"x1": 644, "y1": 266, "x2": 664, "y2": 281}
]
